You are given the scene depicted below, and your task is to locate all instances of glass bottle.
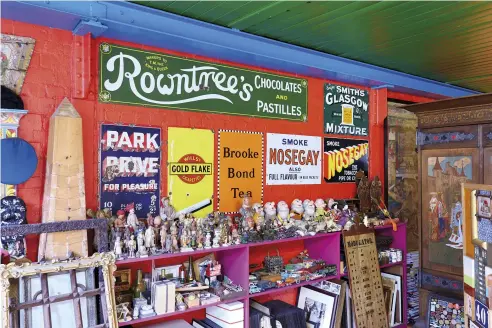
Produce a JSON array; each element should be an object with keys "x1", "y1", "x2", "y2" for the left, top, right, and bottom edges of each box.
[
  {"x1": 159, "y1": 269, "x2": 167, "y2": 281},
  {"x1": 134, "y1": 269, "x2": 146, "y2": 299},
  {"x1": 186, "y1": 256, "x2": 194, "y2": 282},
  {"x1": 179, "y1": 262, "x2": 186, "y2": 283}
]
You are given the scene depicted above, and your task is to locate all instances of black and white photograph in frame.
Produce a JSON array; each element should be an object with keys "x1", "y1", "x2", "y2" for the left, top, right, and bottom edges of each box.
[{"x1": 297, "y1": 286, "x2": 336, "y2": 328}]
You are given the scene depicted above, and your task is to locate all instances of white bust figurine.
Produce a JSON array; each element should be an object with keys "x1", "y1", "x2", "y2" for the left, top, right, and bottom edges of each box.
[{"x1": 145, "y1": 226, "x2": 155, "y2": 249}]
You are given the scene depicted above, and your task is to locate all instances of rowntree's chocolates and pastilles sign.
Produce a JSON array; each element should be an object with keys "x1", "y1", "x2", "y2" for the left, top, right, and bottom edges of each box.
[
  {"x1": 266, "y1": 133, "x2": 321, "y2": 185},
  {"x1": 99, "y1": 43, "x2": 308, "y2": 121},
  {"x1": 324, "y1": 83, "x2": 369, "y2": 136},
  {"x1": 323, "y1": 138, "x2": 369, "y2": 183},
  {"x1": 99, "y1": 124, "x2": 161, "y2": 217}
]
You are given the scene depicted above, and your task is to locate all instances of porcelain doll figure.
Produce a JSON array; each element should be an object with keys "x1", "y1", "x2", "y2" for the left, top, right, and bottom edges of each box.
[
  {"x1": 303, "y1": 199, "x2": 311, "y2": 210},
  {"x1": 144, "y1": 226, "x2": 155, "y2": 251},
  {"x1": 190, "y1": 230, "x2": 197, "y2": 249},
  {"x1": 160, "y1": 197, "x2": 176, "y2": 221},
  {"x1": 212, "y1": 228, "x2": 220, "y2": 248},
  {"x1": 277, "y1": 201, "x2": 290, "y2": 226},
  {"x1": 137, "y1": 231, "x2": 147, "y2": 257},
  {"x1": 153, "y1": 215, "x2": 162, "y2": 228},
  {"x1": 160, "y1": 223, "x2": 168, "y2": 250},
  {"x1": 197, "y1": 227, "x2": 204, "y2": 249},
  {"x1": 180, "y1": 228, "x2": 193, "y2": 252},
  {"x1": 165, "y1": 234, "x2": 172, "y2": 253},
  {"x1": 327, "y1": 198, "x2": 337, "y2": 210},
  {"x1": 290, "y1": 199, "x2": 304, "y2": 221},
  {"x1": 303, "y1": 200, "x2": 316, "y2": 235},
  {"x1": 263, "y1": 202, "x2": 277, "y2": 228},
  {"x1": 128, "y1": 235, "x2": 136, "y2": 258},
  {"x1": 126, "y1": 203, "x2": 138, "y2": 230},
  {"x1": 252, "y1": 203, "x2": 265, "y2": 227},
  {"x1": 314, "y1": 199, "x2": 327, "y2": 222},
  {"x1": 204, "y1": 232, "x2": 212, "y2": 249},
  {"x1": 171, "y1": 234, "x2": 179, "y2": 252},
  {"x1": 114, "y1": 210, "x2": 127, "y2": 228},
  {"x1": 232, "y1": 227, "x2": 240, "y2": 244},
  {"x1": 239, "y1": 195, "x2": 254, "y2": 218},
  {"x1": 114, "y1": 236, "x2": 123, "y2": 259}
]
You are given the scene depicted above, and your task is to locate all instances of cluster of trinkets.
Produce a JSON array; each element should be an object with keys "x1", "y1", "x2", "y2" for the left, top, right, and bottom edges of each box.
[
  {"x1": 88, "y1": 196, "x2": 359, "y2": 259},
  {"x1": 249, "y1": 250, "x2": 338, "y2": 294}
]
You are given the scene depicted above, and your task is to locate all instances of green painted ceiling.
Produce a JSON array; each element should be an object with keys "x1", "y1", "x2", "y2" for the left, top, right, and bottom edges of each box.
[{"x1": 134, "y1": 1, "x2": 492, "y2": 93}]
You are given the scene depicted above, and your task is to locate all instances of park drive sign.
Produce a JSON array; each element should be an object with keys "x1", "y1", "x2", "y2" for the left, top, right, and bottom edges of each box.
[{"x1": 99, "y1": 43, "x2": 308, "y2": 121}]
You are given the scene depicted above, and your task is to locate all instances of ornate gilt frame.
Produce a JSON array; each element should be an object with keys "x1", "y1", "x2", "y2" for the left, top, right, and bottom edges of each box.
[{"x1": 0, "y1": 252, "x2": 118, "y2": 328}]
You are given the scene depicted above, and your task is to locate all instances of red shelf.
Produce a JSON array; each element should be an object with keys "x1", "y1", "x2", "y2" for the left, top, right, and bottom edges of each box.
[
  {"x1": 116, "y1": 231, "x2": 340, "y2": 265},
  {"x1": 249, "y1": 274, "x2": 339, "y2": 298},
  {"x1": 116, "y1": 243, "x2": 247, "y2": 265},
  {"x1": 118, "y1": 295, "x2": 247, "y2": 327}
]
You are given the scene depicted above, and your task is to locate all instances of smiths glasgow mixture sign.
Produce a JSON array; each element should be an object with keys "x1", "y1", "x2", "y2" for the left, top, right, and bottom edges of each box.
[
  {"x1": 324, "y1": 83, "x2": 369, "y2": 136},
  {"x1": 323, "y1": 138, "x2": 369, "y2": 183},
  {"x1": 100, "y1": 124, "x2": 161, "y2": 218},
  {"x1": 99, "y1": 43, "x2": 308, "y2": 121}
]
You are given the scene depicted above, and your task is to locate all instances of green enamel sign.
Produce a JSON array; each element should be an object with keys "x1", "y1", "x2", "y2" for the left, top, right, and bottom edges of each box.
[
  {"x1": 99, "y1": 43, "x2": 308, "y2": 121},
  {"x1": 324, "y1": 83, "x2": 369, "y2": 136}
]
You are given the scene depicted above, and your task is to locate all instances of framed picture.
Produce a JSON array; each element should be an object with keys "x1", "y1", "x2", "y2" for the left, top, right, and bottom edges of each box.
[
  {"x1": 421, "y1": 149, "x2": 479, "y2": 277},
  {"x1": 114, "y1": 269, "x2": 131, "y2": 293},
  {"x1": 477, "y1": 194, "x2": 491, "y2": 219},
  {"x1": 297, "y1": 286, "x2": 337, "y2": 328},
  {"x1": 426, "y1": 294, "x2": 465, "y2": 328}
]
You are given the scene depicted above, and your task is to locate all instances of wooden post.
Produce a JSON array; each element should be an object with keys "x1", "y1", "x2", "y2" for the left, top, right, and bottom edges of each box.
[{"x1": 38, "y1": 98, "x2": 88, "y2": 261}]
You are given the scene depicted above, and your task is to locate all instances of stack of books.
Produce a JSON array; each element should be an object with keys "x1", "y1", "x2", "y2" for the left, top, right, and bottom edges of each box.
[{"x1": 406, "y1": 251, "x2": 420, "y2": 324}]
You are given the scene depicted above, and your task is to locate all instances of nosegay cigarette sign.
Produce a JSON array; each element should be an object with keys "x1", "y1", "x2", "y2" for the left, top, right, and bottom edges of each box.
[
  {"x1": 323, "y1": 138, "x2": 369, "y2": 183},
  {"x1": 266, "y1": 133, "x2": 321, "y2": 185},
  {"x1": 99, "y1": 43, "x2": 308, "y2": 121}
]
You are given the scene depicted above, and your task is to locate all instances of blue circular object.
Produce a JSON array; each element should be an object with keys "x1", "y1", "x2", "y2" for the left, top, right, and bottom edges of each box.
[{"x1": 1, "y1": 137, "x2": 38, "y2": 185}]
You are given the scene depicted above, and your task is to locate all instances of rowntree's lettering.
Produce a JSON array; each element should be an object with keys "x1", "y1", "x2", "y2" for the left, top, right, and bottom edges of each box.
[
  {"x1": 104, "y1": 52, "x2": 253, "y2": 105},
  {"x1": 324, "y1": 143, "x2": 369, "y2": 180}
]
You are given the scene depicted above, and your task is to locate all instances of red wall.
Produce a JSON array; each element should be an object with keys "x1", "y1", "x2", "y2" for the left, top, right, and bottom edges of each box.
[{"x1": 2, "y1": 19, "x2": 389, "y2": 261}]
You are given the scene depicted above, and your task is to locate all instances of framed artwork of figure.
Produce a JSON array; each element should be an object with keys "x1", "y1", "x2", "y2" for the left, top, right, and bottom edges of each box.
[{"x1": 421, "y1": 149, "x2": 479, "y2": 277}]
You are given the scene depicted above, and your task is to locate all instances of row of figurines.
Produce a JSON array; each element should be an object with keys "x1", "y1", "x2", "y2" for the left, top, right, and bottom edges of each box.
[{"x1": 97, "y1": 196, "x2": 357, "y2": 259}]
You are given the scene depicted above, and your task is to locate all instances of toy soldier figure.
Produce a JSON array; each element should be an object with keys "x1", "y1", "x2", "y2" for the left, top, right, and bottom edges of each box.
[{"x1": 126, "y1": 203, "x2": 138, "y2": 231}]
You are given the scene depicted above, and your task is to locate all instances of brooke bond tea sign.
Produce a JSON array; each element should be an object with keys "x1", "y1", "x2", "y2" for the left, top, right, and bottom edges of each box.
[
  {"x1": 266, "y1": 133, "x2": 321, "y2": 185},
  {"x1": 100, "y1": 124, "x2": 161, "y2": 217},
  {"x1": 323, "y1": 138, "x2": 369, "y2": 183},
  {"x1": 99, "y1": 43, "x2": 308, "y2": 121},
  {"x1": 218, "y1": 131, "x2": 263, "y2": 212},
  {"x1": 168, "y1": 127, "x2": 214, "y2": 218},
  {"x1": 324, "y1": 83, "x2": 369, "y2": 136}
]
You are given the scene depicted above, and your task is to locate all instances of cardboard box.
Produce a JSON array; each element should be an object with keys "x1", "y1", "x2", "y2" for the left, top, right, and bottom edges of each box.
[{"x1": 206, "y1": 301, "x2": 244, "y2": 327}]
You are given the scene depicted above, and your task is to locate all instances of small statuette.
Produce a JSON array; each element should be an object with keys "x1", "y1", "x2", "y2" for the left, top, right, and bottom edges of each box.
[
  {"x1": 204, "y1": 232, "x2": 212, "y2": 249},
  {"x1": 126, "y1": 203, "x2": 138, "y2": 231},
  {"x1": 114, "y1": 236, "x2": 122, "y2": 259},
  {"x1": 127, "y1": 235, "x2": 136, "y2": 258}
]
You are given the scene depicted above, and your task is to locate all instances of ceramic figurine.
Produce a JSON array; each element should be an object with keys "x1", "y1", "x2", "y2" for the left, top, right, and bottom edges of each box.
[
  {"x1": 144, "y1": 213, "x2": 153, "y2": 228},
  {"x1": 327, "y1": 198, "x2": 337, "y2": 210},
  {"x1": 180, "y1": 228, "x2": 193, "y2": 252},
  {"x1": 303, "y1": 200, "x2": 316, "y2": 235},
  {"x1": 252, "y1": 203, "x2": 265, "y2": 227},
  {"x1": 232, "y1": 227, "x2": 240, "y2": 244},
  {"x1": 290, "y1": 199, "x2": 304, "y2": 220},
  {"x1": 160, "y1": 223, "x2": 168, "y2": 250},
  {"x1": 212, "y1": 228, "x2": 220, "y2": 248},
  {"x1": 165, "y1": 234, "x2": 172, "y2": 252},
  {"x1": 128, "y1": 235, "x2": 136, "y2": 258},
  {"x1": 126, "y1": 203, "x2": 138, "y2": 230},
  {"x1": 197, "y1": 227, "x2": 204, "y2": 249},
  {"x1": 114, "y1": 236, "x2": 122, "y2": 259},
  {"x1": 171, "y1": 234, "x2": 179, "y2": 252},
  {"x1": 204, "y1": 232, "x2": 212, "y2": 249},
  {"x1": 190, "y1": 230, "x2": 197, "y2": 249},
  {"x1": 160, "y1": 197, "x2": 176, "y2": 221},
  {"x1": 314, "y1": 199, "x2": 327, "y2": 222},
  {"x1": 357, "y1": 175, "x2": 371, "y2": 213},
  {"x1": 145, "y1": 226, "x2": 155, "y2": 251},
  {"x1": 137, "y1": 231, "x2": 147, "y2": 257},
  {"x1": 277, "y1": 201, "x2": 290, "y2": 227},
  {"x1": 239, "y1": 196, "x2": 254, "y2": 221},
  {"x1": 370, "y1": 176, "x2": 382, "y2": 212},
  {"x1": 123, "y1": 228, "x2": 131, "y2": 254},
  {"x1": 114, "y1": 210, "x2": 127, "y2": 228}
]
